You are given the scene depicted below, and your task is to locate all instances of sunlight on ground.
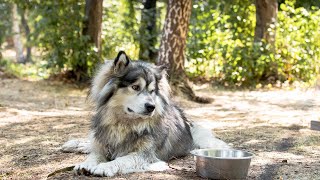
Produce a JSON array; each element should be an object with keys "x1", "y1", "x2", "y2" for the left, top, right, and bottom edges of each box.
[
  {"x1": 0, "y1": 79, "x2": 320, "y2": 179},
  {"x1": 187, "y1": 89, "x2": 320, "y2": 130}
]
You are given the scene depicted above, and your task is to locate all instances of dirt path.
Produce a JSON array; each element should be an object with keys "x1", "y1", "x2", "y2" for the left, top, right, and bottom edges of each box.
[{"x1": 1, "y1": 78, "x2": 320, "y2": 180}]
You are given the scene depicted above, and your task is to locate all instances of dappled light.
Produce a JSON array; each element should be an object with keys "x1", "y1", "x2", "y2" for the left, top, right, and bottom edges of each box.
[
  {"x1": 0, "y1": 79, "x2": 319, "y2": 179},
  {"x1": 1, "y1": 0, "x2": 320, "y2": 179},
  {"x1": 185, "y1": 89, "x2": 320, "y2": 129}
]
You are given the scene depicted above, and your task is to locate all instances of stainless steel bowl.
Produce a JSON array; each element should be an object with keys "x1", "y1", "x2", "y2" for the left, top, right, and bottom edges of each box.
[{"x1": 191, "y1": 149, "x2": 253, "y2": 180}]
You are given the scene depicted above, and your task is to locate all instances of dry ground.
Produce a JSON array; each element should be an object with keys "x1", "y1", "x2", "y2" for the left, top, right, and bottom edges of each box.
[{"x1": 0, "y1": 78, "x2": 320, "y2": 180}]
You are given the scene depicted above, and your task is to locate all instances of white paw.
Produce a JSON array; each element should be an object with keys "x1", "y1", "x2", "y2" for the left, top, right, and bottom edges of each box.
[
  {"x1": 74, "y1": 160, "x2": 98, "y2": 172},
  {"x1": 90, "y1": 162, "x2": 119, "y2": 177},
  {"x1": 145, "y1": 161, "x2": 169, "y2": 171},
  {"x1": 61, "y1": 139, "x2": 91, "y2": 153},
  {"x1": 61, "y1": 139, "x2": 81, "y2": 152},
  {"x1": 76, "y1": 141, "x2": 91, "y2": 153}
]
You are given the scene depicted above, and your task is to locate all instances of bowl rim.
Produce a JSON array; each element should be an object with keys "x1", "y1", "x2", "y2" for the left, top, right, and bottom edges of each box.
[{"x1": 190, "y1": 148, "x2": 254, "y2": 160}]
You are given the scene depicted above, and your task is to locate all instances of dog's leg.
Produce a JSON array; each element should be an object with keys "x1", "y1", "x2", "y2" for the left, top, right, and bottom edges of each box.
[
  {"x1": 74, "y1": 140, "x2": 106, "y2": 172},
  {"x1": 191, "y1": 123, "x2": 230, "y2": 149},
  {"x1": 74, "y1": 151, "x2": 103, "y2": 172},
  {"x1": 90, "y1": 153, "x2": 168, "y2": 177},
  {"x1": 61, "y1": 139, "x2": 91, "y2": 153},
  {"x1": 61, "y1": 132, "x2": 94, "y2": 153}
]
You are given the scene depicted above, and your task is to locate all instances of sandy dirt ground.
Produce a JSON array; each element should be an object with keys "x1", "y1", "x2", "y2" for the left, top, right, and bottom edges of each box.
[{"x1": 0, "y1": 78, "x2": 320, "y2": 180}]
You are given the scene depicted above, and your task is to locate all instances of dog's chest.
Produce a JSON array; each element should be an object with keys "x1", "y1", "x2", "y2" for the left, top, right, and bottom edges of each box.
[{"x1": 95, "y1": 122, "x2": 151, "y2": 159}]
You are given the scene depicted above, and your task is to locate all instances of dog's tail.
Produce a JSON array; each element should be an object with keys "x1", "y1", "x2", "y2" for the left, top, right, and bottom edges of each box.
[
  {"x1": 190, "y1": 123, "x2": 230, "y2": 149},
  {"x1": 61, "y1": 138, "x2": 91, "y2": 154}
]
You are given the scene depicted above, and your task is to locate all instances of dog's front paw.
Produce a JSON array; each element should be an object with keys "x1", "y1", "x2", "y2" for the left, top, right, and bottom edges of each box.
[
  {"x1": 90, "y1": 162, "x2": 119, "y2": 177},
  {"x1": 74, "y1": 160, "x2": 98, "y2": 173}
]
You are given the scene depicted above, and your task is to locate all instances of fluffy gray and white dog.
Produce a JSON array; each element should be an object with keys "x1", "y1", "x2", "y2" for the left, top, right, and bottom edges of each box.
[{"x1": 61, "y1": 51, "x2": 229, "y2": 177}]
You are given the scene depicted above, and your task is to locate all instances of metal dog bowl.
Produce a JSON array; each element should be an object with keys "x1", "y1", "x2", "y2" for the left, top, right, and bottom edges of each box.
[{"x1": 191, "y1": 149, "x2": 253, "y2": 180}]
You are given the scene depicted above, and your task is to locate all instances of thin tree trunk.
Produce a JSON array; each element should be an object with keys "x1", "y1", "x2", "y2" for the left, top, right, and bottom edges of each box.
[
  {"x1": 75, "y1": 0, "x2": 103, "y2": 81},
  {"x1": 157, "y1": 0, "x2": 211, "y2": 103},
  {"x1": 12, "y1": 3, "x2": 25, "y2": 63},
  {"x1": 254, "y1": 0, "x2": 278, "y2": 45},
  {"x1": 139, "y1": 0, "x2": 157, "y2": 62},
  {"x1": 83, "y1": 0, "x2": 103, "y2": 53},
  {"x1": 20, "y1": 8, "x2": 31, "y2": 62},
  {"x1": 158, "y1": 0, "x2": 191, "y2": 76}
]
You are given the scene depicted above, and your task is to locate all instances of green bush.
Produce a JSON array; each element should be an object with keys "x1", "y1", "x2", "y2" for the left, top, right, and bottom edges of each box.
[
  {"x1": 29, "y1": 1, "x2": 99, "y2": 80},
  {"x1": 102, "y1": 0, "x2": 140, "y2": 59},
  {"x1": 276, "y1": 1, "x2": 320, "y2": 83},
  {"x1": 187, "y1": 0, "x2": 320, "y2": 86},
  {"x1": 1, "y1": 0, "x2": 319, "y2": 85},
  {"x1": 0, "y1": 2, "x2": 12, "y2": 48}
]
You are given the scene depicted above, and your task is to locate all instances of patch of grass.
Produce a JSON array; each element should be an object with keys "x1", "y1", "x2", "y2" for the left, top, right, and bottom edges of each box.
[{"x1": 0, "y1": 59, "x2": 50, "y2": 80}]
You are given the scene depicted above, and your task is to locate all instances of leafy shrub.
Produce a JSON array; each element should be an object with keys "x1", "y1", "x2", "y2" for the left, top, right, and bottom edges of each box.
[
  {"x1": 0, "y1": 2, "x2": 12, "y2": 55},
  {"x1": 30, "y1": 1, "x2": 99, "y2": 80},
  {"x1": 276, "y1": 1, "x2": 320, "y2": 83},
  {"x1": 187, "y1": 0, "x2": 320, "y2": 86},
  {"x1": 102, "y1": 0, "x2": 140, "y2": 59},
  {"x1": 1, "y1": 0, "x2": 319, "y2": 85}
]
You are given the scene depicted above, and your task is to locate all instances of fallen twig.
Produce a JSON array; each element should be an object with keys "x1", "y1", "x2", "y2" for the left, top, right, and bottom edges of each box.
[{"x1": 47, "y1": 166, "x2": 75, "y2": 178}]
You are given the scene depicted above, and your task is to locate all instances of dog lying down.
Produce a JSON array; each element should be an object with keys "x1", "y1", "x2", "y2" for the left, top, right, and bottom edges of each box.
[{"x1": 61, "y1": 51, "x2": 230, "y2": 177}]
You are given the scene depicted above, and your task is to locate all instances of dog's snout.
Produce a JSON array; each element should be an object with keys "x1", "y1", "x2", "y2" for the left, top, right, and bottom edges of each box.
[{"x1": 145, "y1": 103, "x2": 155, "y2": 113}]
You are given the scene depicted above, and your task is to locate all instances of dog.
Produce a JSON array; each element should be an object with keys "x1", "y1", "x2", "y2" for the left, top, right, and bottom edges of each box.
[{"x1": 61, "y1": 51, "x2": 229, "y2": 176}]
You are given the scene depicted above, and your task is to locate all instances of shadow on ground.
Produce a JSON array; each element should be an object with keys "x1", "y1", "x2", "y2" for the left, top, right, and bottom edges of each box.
[{"x1": 1, "y1": 78, "x2": 320, "y2": 179}]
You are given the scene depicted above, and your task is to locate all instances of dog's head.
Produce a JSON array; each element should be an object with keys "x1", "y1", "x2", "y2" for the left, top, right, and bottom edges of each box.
[{"x1": 90, "y1": 51, "x2": 170, "y2": 119}]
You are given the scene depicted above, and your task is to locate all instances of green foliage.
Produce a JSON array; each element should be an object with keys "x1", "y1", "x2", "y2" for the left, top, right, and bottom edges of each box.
[
  {"x1": 29, "y1": 1, "x2": 99, "y2": 80},
  {"x1": 0, "y1": 2, "x2": 12, "y2": 46},
  {"x1": 187, "y1": 0, "x2": 320, "y2": 86},
  {"x1": 102, "y1": 0, "x2": 140, "y2": 59},
  {"x1": 101, "y1": 0, "x2": 165, "y2": 60},
  {"x1": 1, "y1": 0, "x2": 319, "y2": 86},
  {"x1": 0, "y1": 58, "x2": 49, "y2": 79},
  {"x1": 276, "y1": 1, "x2": 320, "y2": 83}
]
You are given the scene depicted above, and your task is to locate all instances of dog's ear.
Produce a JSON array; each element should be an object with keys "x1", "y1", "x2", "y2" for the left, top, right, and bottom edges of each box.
[
  {"x1": 158, "y1": 64, "x2": 168, "y2": 73},
  {"x1": 114, "y1": 51, "x2": 130, "y2": 73},
  {"x1": 155, "y1": 64, "x2": 168, "y2": 80}
]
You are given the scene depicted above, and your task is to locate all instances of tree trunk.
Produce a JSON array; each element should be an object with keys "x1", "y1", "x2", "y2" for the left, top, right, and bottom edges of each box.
[
  {"x1": 139, "y1": 0, "x2": 157, "y2": 62},
  {"x1": 83, "y1": 0, "x2": 103, "y2": 52},
  {"x1": 157, "y1": 0, "x2": 211, "y2": 103},
  {"x1": 254, "y1": 0, "x2": 278, "y2": 45},
  {"x1": 12, "y1": 4, "x2": 25, "y2": 63},
  {"x1": 75, "y1": 0, "x2": 103, "y2": 81},
  {"x1": 20, "y1": 8, "x2": 32, "y2": 62}
]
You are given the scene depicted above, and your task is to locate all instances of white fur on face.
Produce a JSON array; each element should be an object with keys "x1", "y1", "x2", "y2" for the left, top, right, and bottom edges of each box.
[
  {"x1": 147, "y1": 81, "x2": 156, "y2": 93},
  {"x1": 108, "y1": 78, "x2": 156, "y2": 118}
]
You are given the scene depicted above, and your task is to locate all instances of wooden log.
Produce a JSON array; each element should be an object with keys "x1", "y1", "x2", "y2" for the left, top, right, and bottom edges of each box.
[{"x1": 311, "y1": 121, "x2": 320, "y2": 131}]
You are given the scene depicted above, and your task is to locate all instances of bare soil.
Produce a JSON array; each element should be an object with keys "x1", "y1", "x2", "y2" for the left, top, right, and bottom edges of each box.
[{"x1": 1, "y1": 78, "x2": 320, "y2": 180}]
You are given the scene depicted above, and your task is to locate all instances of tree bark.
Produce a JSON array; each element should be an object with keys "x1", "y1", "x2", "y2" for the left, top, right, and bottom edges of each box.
[
  {"x1": 139, "y1": 0, "x2": 157, "y2": 62},
  {"x1": 157, "y1": 0, "x2": 211, "y2": 103},
  {"x1": 12, "y1": 3, "x2": 25, "y2": 63},
  {"x1": 83, "y1": 0, "x2": 103, "y2": 52},
  {"x1": 254, "y1": 0, "x2": 278, "y2": 45},
  {"x1": 20, "y1": 8, "x2": 31, "y2": 62}
]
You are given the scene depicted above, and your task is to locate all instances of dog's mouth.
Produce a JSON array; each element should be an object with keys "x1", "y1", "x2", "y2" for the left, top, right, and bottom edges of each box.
[{"x1": 127, "y1": 108, "x2": 134, "y2": 112}]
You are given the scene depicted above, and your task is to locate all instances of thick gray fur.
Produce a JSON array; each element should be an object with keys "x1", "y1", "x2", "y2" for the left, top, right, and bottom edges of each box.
[{"x1": 61, "y1": 51, "x2": 229, "y2": 176}]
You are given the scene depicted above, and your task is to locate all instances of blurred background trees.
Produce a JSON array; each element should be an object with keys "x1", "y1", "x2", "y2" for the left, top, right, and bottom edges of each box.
[
  {"x1": 139, "y1": 0, "x2": 157, "y2": 62},
  {"x1": 0, "y1": 0, "x2": 319, "y2": 88}
]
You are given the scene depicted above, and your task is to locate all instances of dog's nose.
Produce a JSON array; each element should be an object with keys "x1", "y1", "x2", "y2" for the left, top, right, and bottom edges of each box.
[{"x1": 145, "y1": 103, "x2": 155, "y2": 113}]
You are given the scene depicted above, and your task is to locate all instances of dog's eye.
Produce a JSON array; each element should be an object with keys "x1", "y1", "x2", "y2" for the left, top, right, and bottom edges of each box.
[
  {"x1": 150, "y1": 90, "x2": 155, "y2": 94},
  {"x1": 132, "y1": 85, "x2": 140, "y2": 91}
]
